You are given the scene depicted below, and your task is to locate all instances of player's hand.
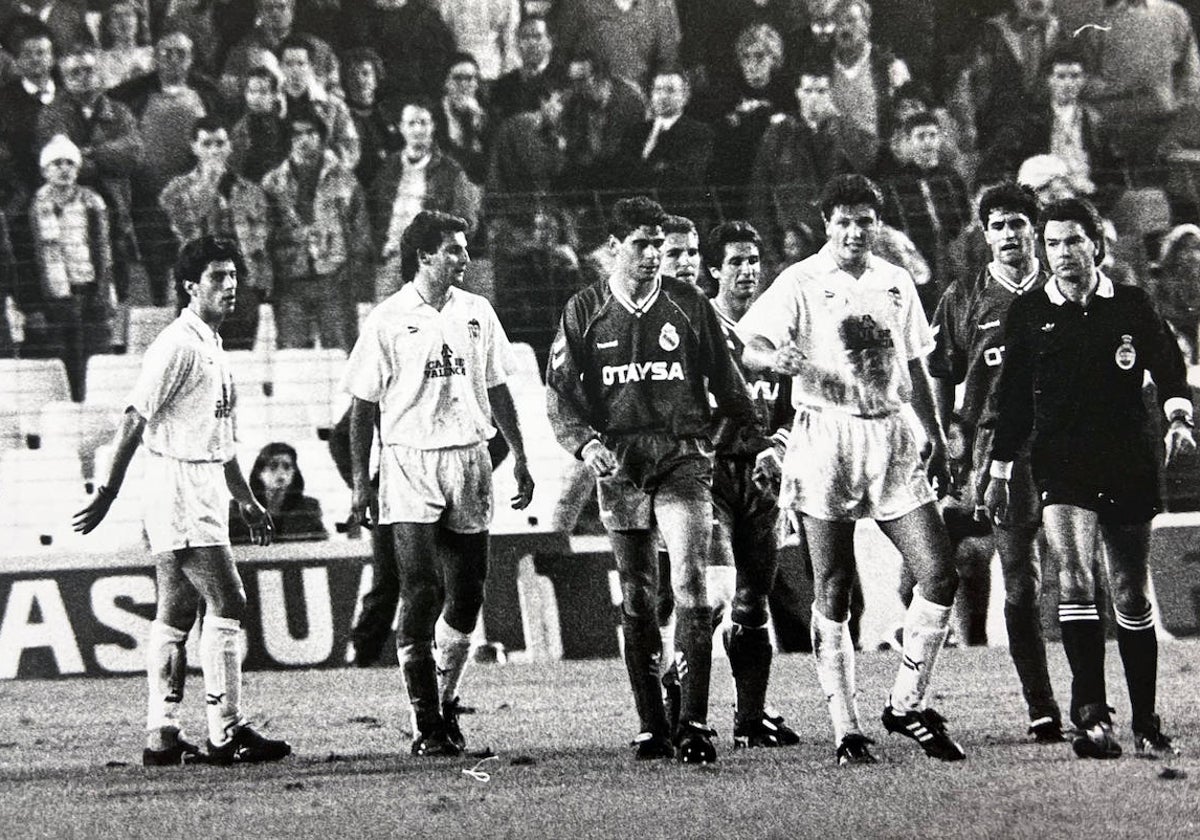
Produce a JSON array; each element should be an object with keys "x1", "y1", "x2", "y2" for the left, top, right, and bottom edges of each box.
[
  {"x1": 581, "y1": 438, "x2": 617, "y2": 478},
  {"x1": 350, "y1": 480, "x2": 378, "y2": 529},
  {"x1": 72, "y1": 485, "x2": 116, "y2": 534},
  {"x1": 512, "y1": 458, "x2": 535, "y2": 509},
  {"x1": 984, "y1": 477, "x2": 1010, "y2": 528},
  {"x1": 752, "y1": 446, "x2": 782, "y2": 494},
  {"x1": 1165, "y1": 418, "x2": 1196, "y2": 466},
  {"x1": 772, "y1": 342, "x2": 806, "y2": 376},
  {"x1": 239, "y1": 500, "x2": 274, "y2": 546},
  {"x1": 925, "y1": 439, "x2": 953, "y2": 499},
  {"x1": 973, "y1": 472, "x2": 991, "y2": 523}
]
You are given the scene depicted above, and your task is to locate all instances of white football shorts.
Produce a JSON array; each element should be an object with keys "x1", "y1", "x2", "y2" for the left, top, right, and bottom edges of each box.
[
  {"x1": 378, "y1": 441, "x2": 493, "y2": 532},
  {"x1": 142, "y1": 452, "x2": 231, "y2": 554}
]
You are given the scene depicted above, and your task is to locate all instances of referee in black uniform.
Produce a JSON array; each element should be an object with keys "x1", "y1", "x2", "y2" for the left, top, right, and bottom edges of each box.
[{"x1": 986, "y1": 197, "x2": 1194, "y2": 760}]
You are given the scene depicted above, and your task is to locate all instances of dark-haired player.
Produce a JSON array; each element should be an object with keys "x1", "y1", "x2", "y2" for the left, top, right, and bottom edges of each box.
[
  {"x1": 546, "y1": 196, "x2": 753, "y2": 764},
  {"x1": 987, "y1": 197, "x2": 1192, "y2": 759},
  {"x1": 74, "y1": 236, "x2": 291, "y2": 766},
  {"x1": 344, "y1": 210, "x2": 533, "y2": 757},
  {"x1": 739, "y1": 174, "x2": 965, "y2": 764},
  {"x1": 929, "y1": 181, "x2": 1066, "y2": 742}
]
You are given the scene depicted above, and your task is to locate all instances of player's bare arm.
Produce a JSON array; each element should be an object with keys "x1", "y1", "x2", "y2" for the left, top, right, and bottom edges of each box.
[
  {"x1": 742, "y1": 334, "x2": 805, "y2": 375},
  {"x1": 488, "y1": 383, "x2": 535, "y2": 509},
  {"x1": 348, "y1": 395, "x2": 378, "y2": 527},
  {"x1": 72, "y1": 407, "x2": 147, "y2": 534},
  {"x1": 908, "y1": 356, "x2": 952, "y2": 497},
  {"x1": 224, "y1": 457, "x2": 274, "y2": 547}
]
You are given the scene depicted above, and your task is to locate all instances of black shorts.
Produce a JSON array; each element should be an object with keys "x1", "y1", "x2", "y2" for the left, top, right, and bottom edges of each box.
[
  {"x1": 1037, "y1": 477, "x2": 1159, "y2": 525},
  {"x1": 604, "y1": 432, "x2": 714, "y2": 494},
  {"x1": 712, "y1": 455, "x2": 778, "y2": 557},
  {"x1": 1032, "y1": 440, "x2": 1160, "y2": 525}
]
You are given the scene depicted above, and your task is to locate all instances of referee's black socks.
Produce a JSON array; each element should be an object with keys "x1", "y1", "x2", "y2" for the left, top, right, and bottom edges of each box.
[
  {"x1": 1058, "y1": 602, "x2": 1107, "y2": 724},
  {"x1": 1115, "y1": 605, "x2": 1158, "y2": 729}
]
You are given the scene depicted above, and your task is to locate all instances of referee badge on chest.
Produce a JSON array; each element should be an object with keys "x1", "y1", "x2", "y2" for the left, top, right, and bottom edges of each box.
[
  {"x1": 1115, "y1": 334, "x2": 1136, "y2": 370},
  {"x1": 659, "y1": 322, "x2": 679, "y2": 351}
]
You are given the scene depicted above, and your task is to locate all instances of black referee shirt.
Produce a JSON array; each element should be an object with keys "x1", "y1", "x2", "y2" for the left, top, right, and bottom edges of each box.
[{"x1": 991, "y1": 272, "x2": 1190, "y2": 481}]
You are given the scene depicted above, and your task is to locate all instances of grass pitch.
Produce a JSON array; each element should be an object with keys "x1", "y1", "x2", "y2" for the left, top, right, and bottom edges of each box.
[{"x1": 1, "y1": 642, "x2": 1197, "y2": 840}]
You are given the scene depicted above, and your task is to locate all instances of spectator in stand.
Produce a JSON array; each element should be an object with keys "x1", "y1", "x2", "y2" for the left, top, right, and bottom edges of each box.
[
  {"x1": 885, "y1": 82, "x2": 974, "y2": 184},
  {"x1": 346, "y1": 0, "x2": 456, "y2": 102},
  {"x1": 826, "y1": 0, "x2": 910, "y2": 142},
  {"x1": 1151, "y1": 223, "x2": 1200, "y2": 364},
  {"x1": 879, "y1": 110, "x2": 971, "y2": 314},
  {"x1": 490, "y1": 12, "x2": 559, "y2": 124},
  {"x1": 230, "y1": 67, "x2": 291, "y2": 183},
  {"x1": 369, "y1": 98, "x2": 479, "y2": 300},
  {"x1": 29, "y1": 135, "x2": 115, "y2": 402},
  {"x1": 96, "y1": 1, "x2": 154, "y2": 91},
  {"x1": 751, "y1": 63, "x2": 877, "y2": 266},
  {"x1": 230, "y1": 442, "x2": 328, "y2": 544},
  {"x1": 152, "y1": 0, "x2": 225, "y2": 77},
  {"x1": 0, "y1": 1, "x2": 92, "y2": 53},
  {"x1": 550, "y1": 0, "x2": 680, "y2": 92},
  {"x1": 680, "y1": 0, "x2": 815, "y2": 91},
  {"x1": 969, "y1": 0, "x2": 1062, "y2": 139},
  {"x1": 436, "y1": 0, "x2": 520, "y2": 85},
  {"x1": 262, "y1": 110, "x2": 370, "y2": 351},
  {"x1": 160, "y1": 117, "x2": 273, "y2": 350},
  {"x1": 436, "y1": 53, "x2": 489, "y2": 186},
  {"x1": 342, "y1": 47, "x2": 403, "y2": 190},
  {"x1": 700, "y1": 23, "x2": 794, "y2": 214},
  {"x1": 221, "y1": 0, "x2": 339, "y2": 104},
  {"x1": 1017, "y1": 152, "x2": 1078, "y2": 205},
  {"x1": 0, "y1": 21, "x2": 58, "y2": 192},
  {"x1": 618, "y1": 70, "x2": 713, "y2": 197},
  {"x1": 278, "y1": 34, "x2": 360, "y2": 170},
  {"x1": 37, "y1": 42, "x2": 143, "y2": 309},
  {"x1": 110, "y1": 30, "x2": 224, "y2": 306},
  {"x1": 979, "y1": 44, "x2": 1122, "y2": 209},
  {"x1": 1080, "y1": 0, "x2": 1200, "y2": 167},
  {"x1": 560, "y1": 49, "x2": 645, "y2": 192}
]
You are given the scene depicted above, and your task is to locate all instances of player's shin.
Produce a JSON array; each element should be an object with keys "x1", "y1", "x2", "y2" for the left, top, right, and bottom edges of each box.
[
  {"x1": 811, "y1": 605, "x2": 860, "y2": 742},
  {"x1": 726, "y1": 621, "x2": 772, "y2": 723},
  {"x1": 1005, "y1": 601, "x2": 1058, "y2": 720},
  {"x1": 888, "y1": 588, "x2": 951, "y2": 712},
  {"x1": 201, "y1": 616, "x2": 243, "y2": 745},
  {"x1": 676, "y1": 605, "x2": 714, "y2": 727},
  {"x1": 146, "y1": 621, "x2": 189, "y2": 744},
  {"x1": 434, "y1": 614, "x2": 473, "y2": 705},
  {"x1": 621, "y1": 607, "x2": 669, "y2": 735}
]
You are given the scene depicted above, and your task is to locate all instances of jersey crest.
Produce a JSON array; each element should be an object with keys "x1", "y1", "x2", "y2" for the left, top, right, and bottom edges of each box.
[{"x1": 659, "y1": 322, "x2": 679, "y2": 351}]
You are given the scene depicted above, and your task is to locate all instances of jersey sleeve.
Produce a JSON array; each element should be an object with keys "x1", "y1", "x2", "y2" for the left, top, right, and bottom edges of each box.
[
  {"x1": 545, "y1": 295, "x2": 599, "y2": 458},
  {"x1": 896, "y1": 265, "x2": 936, "y2": 361},
  {"x1": 341, "y1": 311, "x2": 390, "y2": 403},
  {"x1": 989, "y1": 293, "x2": 1036, "y2": 462},
  {"x1": 481, "y1": 299, "x2": 512, "y2": 389},
  {"x1": 735, "y1": 267, "x2": 804, "y2": 351},
  {"x1": 696, "y1": 297, "x2": 753, "y2": 423},
  {"x1": 127, "y1": 336, "x2": 194, "y2": 422},
  {"x1": 928, "y1": 282, "x2": 967, "y2": 383},
  {"x1": 1139, "y1": 289, "x2": 1192, "y2": 413}
]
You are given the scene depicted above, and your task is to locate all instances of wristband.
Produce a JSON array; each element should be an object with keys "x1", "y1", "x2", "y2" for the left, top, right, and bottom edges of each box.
[
  {"x1": 95, "y1": 484, "x2": 116, "y2": 501},
  {"x1": 1169, "y1": 410, "x2": 1194, "y2": 428}
]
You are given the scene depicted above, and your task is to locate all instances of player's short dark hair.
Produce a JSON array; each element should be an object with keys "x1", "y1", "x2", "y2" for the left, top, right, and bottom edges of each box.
[
  {"x1": 977, "y1": 182, "x2": 1039, "y2": 227},
  {"x1": 899, "y1": 109, "x2": 939, "y2": 136},
  {"x1": 705, "y1": 221, "x2": 762, "y2": 267},
  {"x1": 607, "y1": 196, "x2": 668, "y2": 240},
  {"x1": 175, "y1": 236, "x2": 246, "y2": 299},
  {"x1": 191, "y1": 114, "x2": 228, "y2": 139},
  {"x1": 662, "y1": 214, "x2": 696, "y2": 236},
  {"x1": 819, "y1": 174, "x2": 884, "y2": 220},
  {"x1": 400, "y1": 210, "x2": 469, "y2": 284},
  {"x1": 1040, "y1": 197, "x2": 1105, "y2": 261}
]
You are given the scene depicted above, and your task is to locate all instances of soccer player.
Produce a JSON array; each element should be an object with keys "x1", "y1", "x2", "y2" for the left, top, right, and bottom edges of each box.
[
  {"x1": 986, "y1": 197, "x2": 1193, "y2": 759},
  {"x1": 660, "y1": 214, "x2": 706, "y2": 295},
  {"x1": 738, "y1": 174, "x2": 966, "y2": 764},
  {"x1": 73, "y1": 236, "x2": 292, "y2": 767},
  {"x1": 928, "y1": 182, "x2": 1066, "y2": 742},
  {"x1": 546, "y1": 196, "x2": 753, "y2": 764},
  {"x1": 344, "y1": 210, "x2": 534, "y2": 757}
]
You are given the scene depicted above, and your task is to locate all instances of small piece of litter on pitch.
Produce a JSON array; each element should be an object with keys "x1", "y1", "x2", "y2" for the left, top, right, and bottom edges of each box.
[{"x1": 1159, "y1": 767, "x2": 1186, "y2": 780}]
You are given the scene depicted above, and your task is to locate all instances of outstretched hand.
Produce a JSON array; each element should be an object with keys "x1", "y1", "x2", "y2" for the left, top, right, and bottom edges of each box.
[
  {"x1": 511, "y1": 459, "x2": 535, "y2": 509},
  {"x1": 72, "y1": 485, "x2": 116, "y2": 535},
  {"x1": 239, "y1": 500, "x2": 275, "y2": 546}
]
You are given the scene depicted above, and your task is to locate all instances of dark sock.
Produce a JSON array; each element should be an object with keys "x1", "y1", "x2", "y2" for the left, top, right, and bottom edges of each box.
[
  {"x1": 725, "y1": 623, "x2": 772, "y2": 723},
  {"x1": 622, "y1": 609, "x2": 668, "y2": 734},
  {"x1": 1115, "y1": 606, "x2": 1157, "y2": 730},
  {"x1": 1058, "y1": 602, "x2": 1106, "y2": 725},
  {"x1": 1005, "y1": 601, "x2": 1059, "y2": 722},
  {"x1": 401, "y1": 655, "x2": 441, "y2": 734},
  {"x1": 676, "y1": 606, "x2": 714, "y2": 727}
]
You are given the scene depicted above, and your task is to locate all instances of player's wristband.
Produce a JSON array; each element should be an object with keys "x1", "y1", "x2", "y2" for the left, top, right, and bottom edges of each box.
[
  {"x1": 1168, "y1": 410, "x2": 1194, "y2": 428},
  {"x1": 1165, "y1": 398, "x2": 1193, "y2": 426},
  {"x1": 989, "y1": 460, "x2": 1013, "y2": 480},
  {"x1": 95, "y1": 484, "x2": 116, "y2": 501}
]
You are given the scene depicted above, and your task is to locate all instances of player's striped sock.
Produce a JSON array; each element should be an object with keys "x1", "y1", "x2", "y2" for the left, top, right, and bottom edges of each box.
[
  {"x1": 1003, "y1": 601, "x2": 1058, "y2": 721},
  {"x1": 398, "y1": 640, "x2": 440, "y2": 734},
  {"x1": 201, "y1": 616, "x2": 243, "y2": 746},
  {"x1": 888, "y1": 589, "x2": 951, "y2": 712},
  {"x1": 1058, "y1": 602, "x2": 1106, "y2": 724},
  {"x1": 1115, "y1": 604, "x2": 1157, "y2": 728},
  {"x1": 434, "y1": 614, "x2": 472, "y2": 706},
  {"x1": 676, "y1": 605, "x2": 714, "y2": 727},
  {"x1": 726, "y1": 622, "x2": 772, "y2": 723},
  {"x1": 146, "y1": 620, "x2": 188, "y2": 738},
  {"x1": 810, "y1": 605, "x2": 860, "y2": 743}
]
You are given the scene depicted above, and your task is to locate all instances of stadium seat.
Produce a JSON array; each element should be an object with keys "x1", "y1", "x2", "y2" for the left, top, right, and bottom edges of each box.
[
  {"x1": 270, "y1": 348, "x2": 349, "y2": 433},
  {"x1": 85, "y1": 354, "x2": 144, "y2": 407},
  {"x1": 126, "y1": 306, "x2": 177, "y2": 354},
  {"x1": 0, "y1": 445, "x2": 87, "y2": 553},
  {"x1": 0, "y1": 358, "x2": 72, "y2": 440}
]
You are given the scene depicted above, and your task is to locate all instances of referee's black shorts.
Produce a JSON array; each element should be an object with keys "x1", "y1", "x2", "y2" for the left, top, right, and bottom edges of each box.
[{"x1": 1033, "y1": 442, "x2": 1160, "y2": 525}]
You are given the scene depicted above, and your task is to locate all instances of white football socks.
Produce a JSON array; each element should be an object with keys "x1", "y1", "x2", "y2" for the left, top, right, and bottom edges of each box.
[
  {"x1": 811, "y1": 605, "x2": 860, "y2": 743},
  {"x1": 434, "y1": 615, "x2": 472, "y2": 705},
  {"x1": 889, "y1": 588, "x2": 952, "y2": 712},
  {"x1": 201, "y1": 616, "x2": 244, "y2": 746}
]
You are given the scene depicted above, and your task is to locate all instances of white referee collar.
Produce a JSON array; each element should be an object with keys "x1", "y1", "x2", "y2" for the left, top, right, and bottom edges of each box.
[{"x1": 1045, "y1": 270, "x2": 1114, "y2": 306}]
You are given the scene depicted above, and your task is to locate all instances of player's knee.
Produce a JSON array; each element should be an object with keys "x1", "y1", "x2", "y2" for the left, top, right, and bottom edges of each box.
[
  {"x1": 622, "y1": 581, "x2": 658, "y2": 620},
  {"x1": 655, "y1": 587, "x2": 675, "y2": 626},
  {"x1": 671, "y1": 567, "x2": 706, "y2": 610},
  {"x1": 730, "y1": 591, "x2": 769, "y2": 628},
  {"x1": 1111, "y1": 588, "x2": 1151, "y2": 618},
  {"x1": 401, "y1": 580, "x2": 443, "y2": 626},
  {"x1": 922, "y1": 565, "x2": 959, "y2": 605}
]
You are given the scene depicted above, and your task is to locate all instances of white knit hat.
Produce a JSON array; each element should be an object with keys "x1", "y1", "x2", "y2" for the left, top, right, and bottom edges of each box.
[
  {"x1": 39, "y1": 134, "x2": 82, "y2": 169},
  {"x1": 1016, "y1": 154, "x2": 1071, "y2": 190}
]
